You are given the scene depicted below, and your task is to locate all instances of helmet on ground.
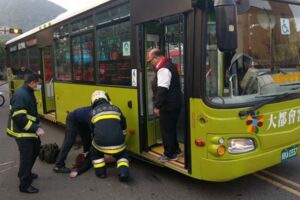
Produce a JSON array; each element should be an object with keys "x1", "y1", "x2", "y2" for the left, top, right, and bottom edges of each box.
[{"x1": 91, "y1": 90, "x2": 108, "y2": 104}]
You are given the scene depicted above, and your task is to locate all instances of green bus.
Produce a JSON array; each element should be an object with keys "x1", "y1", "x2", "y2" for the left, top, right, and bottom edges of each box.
[{"x1": 5, "y1": 0, "x2": 300, "y2": 181}]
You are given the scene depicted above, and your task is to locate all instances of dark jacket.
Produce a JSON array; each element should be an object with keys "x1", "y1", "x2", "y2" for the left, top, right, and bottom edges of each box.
[
  {"x1": 91, "y1": 101, "x2": 127, "y2": 154},
  {"x1": 72, "y1": 153, "x2": 92, "y2": 176},
  {"x1": 154, "y1": 59, "x2": 182, "y2": 111},
  {"x1": 73, "y1": 106, "x2": 93, "y2": 125},
  {"x1": 7, "y1": 84, "x2": 40, "y2": 139}
]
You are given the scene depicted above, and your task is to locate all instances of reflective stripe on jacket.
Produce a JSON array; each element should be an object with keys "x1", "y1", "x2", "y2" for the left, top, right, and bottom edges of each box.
[
  {"x1": 92, "y1": 140, "x2": 126, "y2": 154},
  {"x1": 91, "y1": 101, "x2": 127, "y2": 153}
]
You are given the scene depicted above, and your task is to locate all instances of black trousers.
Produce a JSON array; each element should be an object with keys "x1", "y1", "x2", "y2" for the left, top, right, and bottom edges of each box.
[
  {"x1": 90, "y1": 147, "x2": 129, "y2": 177},
  {"x1": 55, "y1": 112, "x2": 91, "y2": 167},
  {"x1": 160, "y1": 109, "x2": 180, "y2": 157},
  {"x1": 15, "y1": 138, "x2": 41, "y2": 190}
]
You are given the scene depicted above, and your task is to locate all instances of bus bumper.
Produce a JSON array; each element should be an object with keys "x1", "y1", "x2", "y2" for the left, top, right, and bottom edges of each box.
[{"x1": 194, "y1": 142, "x2": 299, "y2": 182}]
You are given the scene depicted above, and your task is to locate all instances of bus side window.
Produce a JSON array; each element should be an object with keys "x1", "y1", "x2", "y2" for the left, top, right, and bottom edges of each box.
[{"x1": 96, "y1": 20, "x2": 131, "y2": 86}]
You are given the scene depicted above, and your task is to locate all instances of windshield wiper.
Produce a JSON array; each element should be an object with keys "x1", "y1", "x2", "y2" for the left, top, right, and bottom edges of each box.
[
  {"x1": 239, "y1": 93, "x2": 295, "y2": 118},
  {"x1": 279, "y1": 82, "x2": 300, "y2": 87}
]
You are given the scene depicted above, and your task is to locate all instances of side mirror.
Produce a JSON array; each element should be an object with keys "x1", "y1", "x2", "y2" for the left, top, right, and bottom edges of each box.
[{"x1": 214, "y1": 0, "x2": 237, "y2": 52}]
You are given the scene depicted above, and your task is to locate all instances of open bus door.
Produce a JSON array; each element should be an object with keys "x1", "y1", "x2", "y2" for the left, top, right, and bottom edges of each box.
[
  {"x1": 41, "y1": 46, "x2": 56, "y2": 118},
  {"x1": 140, "y1": 15, "x2": 187, "y2": 169}
]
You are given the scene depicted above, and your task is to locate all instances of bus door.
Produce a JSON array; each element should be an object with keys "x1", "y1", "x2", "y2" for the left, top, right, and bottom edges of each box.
[
  {"x1": 144, "y1": 21, "x2": 162, "y2": 148},
  {"x1": 141, "y1": 15, "x2": 186, "y2": 166},
  {"x1": 41, "y1": 46, "x2": 56, "y2": 113}
]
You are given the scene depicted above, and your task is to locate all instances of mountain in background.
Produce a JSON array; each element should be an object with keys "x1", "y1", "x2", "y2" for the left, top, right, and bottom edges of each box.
[{"x1": 0, "y1": 0, "x2": 66, "y2": 41}]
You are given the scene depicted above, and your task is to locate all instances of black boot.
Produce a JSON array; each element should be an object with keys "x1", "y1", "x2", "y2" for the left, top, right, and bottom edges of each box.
[
  {"x1": 19, "y1": 185, "x2": 39, "y2": 193},
  {"x1": 118, "y1": 166, "x2": 129, "y2": 182}
]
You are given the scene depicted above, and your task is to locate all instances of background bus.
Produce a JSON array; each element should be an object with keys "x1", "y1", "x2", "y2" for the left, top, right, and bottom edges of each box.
[{"x1": 5, "y1": 0, "x2": 300, "y2": 181}]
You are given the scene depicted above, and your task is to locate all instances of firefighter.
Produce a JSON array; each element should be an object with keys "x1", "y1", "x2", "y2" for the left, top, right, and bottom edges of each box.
[
  {"x1": 90, "y1": 90, "x2": 129, "y2": 182},
  {"x1": 7, "y1": 73, "x2": 45, "y2": 193}
]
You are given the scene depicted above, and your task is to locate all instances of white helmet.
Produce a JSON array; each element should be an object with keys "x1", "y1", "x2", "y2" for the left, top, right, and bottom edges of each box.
[{"x1": 91, "y1": 90, "x2": 108, "y2": 104}]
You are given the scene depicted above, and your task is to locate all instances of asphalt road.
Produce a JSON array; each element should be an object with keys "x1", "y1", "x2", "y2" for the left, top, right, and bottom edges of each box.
[{"x1": 0, "y1": 81, "x2": 299, "y2": 200}]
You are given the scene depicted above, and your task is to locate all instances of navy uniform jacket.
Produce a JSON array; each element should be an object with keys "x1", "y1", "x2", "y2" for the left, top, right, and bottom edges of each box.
[
  {"x1": 91, "y1": 101, "x2": 127, "y2": 154},
  {"x1": 73, "y1": 106, "x2": 93, "y2": 125},
  {"x1": 7, "y1": 84, "x2": 40, "y2": 139}
]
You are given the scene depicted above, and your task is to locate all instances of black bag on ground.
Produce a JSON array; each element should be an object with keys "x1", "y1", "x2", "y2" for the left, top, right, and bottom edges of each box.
[{"x1": 39, "y1": 143, "x2": 60, "y2": 164}]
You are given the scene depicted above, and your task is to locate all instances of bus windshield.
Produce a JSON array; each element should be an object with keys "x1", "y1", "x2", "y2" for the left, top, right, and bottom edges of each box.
[{"x1": 206, "y1": 0, "x2": 300, "y2": 105}]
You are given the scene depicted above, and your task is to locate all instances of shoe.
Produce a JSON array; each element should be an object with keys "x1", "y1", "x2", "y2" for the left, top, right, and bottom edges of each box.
[
  {"x1": 119, "y1": 174, "x2": 129, "y2": 182},
  {"x1": 53, "y1": 166, "x2": 71, "y2": 173},
  {"x1": 30, "y1": 173, "x2": 38, "y2": 180},
  {"x1": 96, "y1": 174, "x2": 107, "y2": 179},
  {"x1": 175, "y1": 149, "x2": 183, "y2": 157},
  {"x1": 20, "y1": 185, "x2": 39, "y2": 193},
  {"x1": 159, "y1": 154, "x2": 178, "y2": 162}
]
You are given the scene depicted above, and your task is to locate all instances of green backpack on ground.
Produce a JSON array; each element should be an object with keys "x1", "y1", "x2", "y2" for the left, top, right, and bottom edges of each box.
[{"x1": 39, "y1": 143, "x2": 60, "y2": 164}]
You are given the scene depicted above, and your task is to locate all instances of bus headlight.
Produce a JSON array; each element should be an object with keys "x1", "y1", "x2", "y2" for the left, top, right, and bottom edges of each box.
[{"x1": 228, "y1": 138, "x2": 255, "y2": 154}]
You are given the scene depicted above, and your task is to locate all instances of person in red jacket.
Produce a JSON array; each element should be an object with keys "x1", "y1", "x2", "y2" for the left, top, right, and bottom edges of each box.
[{"x1": 147, "y1": 48, "x2": 182, "y2": 162}]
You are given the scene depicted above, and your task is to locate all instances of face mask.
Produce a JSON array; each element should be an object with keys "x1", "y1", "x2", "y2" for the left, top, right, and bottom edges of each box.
[{"x1": 34, "y1": 84, "x2": 42, "y2": 91}]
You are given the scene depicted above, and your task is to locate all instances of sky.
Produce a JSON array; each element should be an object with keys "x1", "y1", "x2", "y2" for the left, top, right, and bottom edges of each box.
[{"x1": 48, "y1": 0, "x2": 106, "y2": 11}]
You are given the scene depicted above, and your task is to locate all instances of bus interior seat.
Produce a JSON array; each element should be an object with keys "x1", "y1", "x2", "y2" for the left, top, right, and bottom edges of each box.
[{"x1": 240, "y1": 68, "x2": 259, "y2": 94}]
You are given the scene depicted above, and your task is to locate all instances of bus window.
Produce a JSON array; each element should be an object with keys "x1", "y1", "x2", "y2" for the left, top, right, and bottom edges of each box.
[
  {"x1": 18, "y1": 49, "x2": 29, "y2": 78},
  {"x1": 28, "y1": 47, "x2": 40, "y2": 74},
  {"x1": 54, "y1": 37, "x2": 71, "y2": 81},
  {"x1": 54, "y1": 25, "x2": 71, "y2": 81},
  {"x1": 71, "y1": 33, "x2": 94, "y2": 82},
  {"x1": 96, "y1": 3, "x2": 130, "y2": 25},
  {"x1": 43, "y1": 47, "x2": 54, "y2": 82},
  {"x1": 165, "y1": 20, "x2": 184, "y2": 76},
  {"x1": 42, "y1": 46, "x2": 56, "y2": 113},
  {"x1": 96, "y1": 20, "x2": 131, "y2": 86},
  {"x1": 144, "y1": 21, "x2": 161, "y2": 124},
  {"x1": 163, "y1": 15, "x2": 186, "y2": 146},
  {"x1": 206, "y1": 0, "x2": 300, "y2": 105},
  {"x1": 71, "y1": 16, "x2": 93, "y2": 33},
  {"x1": 206, "y1": 11, "x2": 219, "y2": 97},
  {"x1": 10, "y1": 51, "x2": 19, "y2": 76}
]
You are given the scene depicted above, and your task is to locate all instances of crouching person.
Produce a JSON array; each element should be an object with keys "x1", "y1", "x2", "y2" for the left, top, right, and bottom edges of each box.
[{"x1": 90, "y1": 90, "x2": 129, "y2": 182}]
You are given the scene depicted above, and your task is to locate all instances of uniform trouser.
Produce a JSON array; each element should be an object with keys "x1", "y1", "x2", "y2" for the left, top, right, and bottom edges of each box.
[
  {"x1": 15, "y1": 138, "x2": 41, "y2": 190},
  {"x1": 55, "y1": 112, "x2": 91, "y2": 167},
  {"x1": 90, "y1": 146, "x2": 129, "y2": 177},
  {"x1": 159, "y1": 109, "x2": 180, "y2": 158}
]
